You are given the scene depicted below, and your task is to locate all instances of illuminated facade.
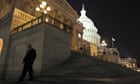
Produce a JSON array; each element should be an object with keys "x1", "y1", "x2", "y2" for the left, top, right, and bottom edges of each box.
[
  {"x1": 77, "y1": 5, "x2": 101, "y2": 56},
  {"x1": 98, "y1": 46, "x2": 138, "y2": 71},
  {"x1": 97, "y1": 47, "x2": 121, "y2": 64},
  {"x1": 120, "y1": 58, "x2": 137, "y2": 70},
  {"x1": 77, "y1": 4, "x2": 101, "y2": 47},
  {"x1": 0, "y1": 0, "x2": 83, "y2": 80}
]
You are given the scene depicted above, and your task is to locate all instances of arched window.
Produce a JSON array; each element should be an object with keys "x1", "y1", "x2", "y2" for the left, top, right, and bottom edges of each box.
[{"x1": 0, "y1": 38, "x2": 3, "y2": 55}]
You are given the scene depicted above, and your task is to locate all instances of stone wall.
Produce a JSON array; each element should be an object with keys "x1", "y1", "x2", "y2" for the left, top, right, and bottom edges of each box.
[
  {"x1": 0, "y1": 0, "x2": 12, "y2": 19},
  {"x1": 5, "y1": 23, "x2": 71, "y2": 79},
  {"x1": 42, "y1": 24, "x2": 72, "y2": 73},
  {"x1": 6, "y1": 23, "x2": 44, "y2": 79},
  {"x1": 0, "y1": 14, "x2": 12, "y2": 80}
]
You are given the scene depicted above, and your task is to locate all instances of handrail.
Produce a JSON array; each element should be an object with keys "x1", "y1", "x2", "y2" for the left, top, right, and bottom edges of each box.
[{"x1": 11, "y1": 14, "x2": 71, "y2": 35}]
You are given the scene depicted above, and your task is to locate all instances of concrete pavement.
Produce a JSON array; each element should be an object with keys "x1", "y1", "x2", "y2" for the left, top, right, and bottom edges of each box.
[{"x1": 1, "y1": 73, "x2": 140, "y2": 84}]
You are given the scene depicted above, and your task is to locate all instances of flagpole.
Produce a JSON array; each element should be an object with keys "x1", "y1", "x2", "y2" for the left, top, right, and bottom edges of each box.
[
  {"x1": 112, "y1": 40, "x2": 114, "y2": 48},
  {"x1": 112, "y1": 37, "x2": 115, "y2": 48}
]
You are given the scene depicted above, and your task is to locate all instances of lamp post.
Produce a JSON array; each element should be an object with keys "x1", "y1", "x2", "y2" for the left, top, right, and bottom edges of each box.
[
  {"x1": 35, "y1": 0, "x2": 51, "y2": 22},
  {"x1": 101, "y1": 40, "x2": 107, "y2": 47},
  {"x1": 112, "y1": 37, "x2": 115, "y2": 48},
  {"x1": 83, "y1": 43, "x2": 86, "y2": 56},
  {"x1": 101, "y1": 40, "x2": 107, "y2": 60},
  {"x1": 101, "y1": 40, "x2": 107, "y2": 61}
]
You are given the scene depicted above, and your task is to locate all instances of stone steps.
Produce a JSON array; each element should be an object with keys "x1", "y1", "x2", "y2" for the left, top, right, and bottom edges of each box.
[
  {"x1": 0, "y1": 54, "x2": 137, "y2": 84},
  {"x1": 46, "y1": 55, "x2": 135, "y2": 78}
]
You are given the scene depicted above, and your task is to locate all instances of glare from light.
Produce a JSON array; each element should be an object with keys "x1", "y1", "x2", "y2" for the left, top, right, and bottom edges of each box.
[
  {"x1": 102, "y1": 40, "x2": 105, "y2": 43},
  {"x1": 78, "y1": 33, "x2": 81, "y2": 38},
  {"x1": 45, "y1": 18, "x2": 49, "y2": 22},
  {"x1": 136, "y1": 69, "x2": 140, "y2": 72},
  {"x1": 46, "y1": 6, "x2": 51, "y2": 11},
  {"x1": 40, "y1": 4, "x2": 45, "y2": 8},
  {"x1": 43, "y1": 10, "x2": 47, "y2": 14},
  {"x1": 128, "y1": 58, "x2": 132, "y2": 59},
  {"x1": 36, "y1": 7, "x2": 40, "y2": 11},
  {"x1": 101, "y1": 40, "x2": 107, "y2": 47},
  {"x1": 41, "y1": 1, "x2": 47, "y2": 7}
]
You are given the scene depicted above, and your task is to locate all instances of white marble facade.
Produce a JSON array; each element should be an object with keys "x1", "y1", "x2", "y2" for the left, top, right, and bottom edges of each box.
[{"x1": 77, "y1": 4, "x2": 101, "y2": 47}]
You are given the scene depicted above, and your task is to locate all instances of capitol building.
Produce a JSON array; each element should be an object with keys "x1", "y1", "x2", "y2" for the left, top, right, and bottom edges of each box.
[
  {"x1": 0, "y1": 0, "x2": 137, "y2": 80},
  {"x1": 77, "y1": 4, "x2": 101, "y2": 56}
]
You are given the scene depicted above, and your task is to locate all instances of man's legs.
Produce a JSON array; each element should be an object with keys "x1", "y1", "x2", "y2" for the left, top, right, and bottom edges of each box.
[
  {"x1": 17, "y1": 64, "x2": 28, "y2": 82},
  {"x1": 28, "y1": 64, "x2": 34, "y2": 80}
]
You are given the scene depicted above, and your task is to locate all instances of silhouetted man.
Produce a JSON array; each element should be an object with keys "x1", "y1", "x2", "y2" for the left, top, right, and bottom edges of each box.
[{"x1": 17, "y1": 44, "x2": 36, "y2": 83}]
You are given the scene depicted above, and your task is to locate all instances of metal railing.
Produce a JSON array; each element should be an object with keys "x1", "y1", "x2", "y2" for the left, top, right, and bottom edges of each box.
[{"x1": 11, "y1": 14, "x2": 71, "y2": 35}]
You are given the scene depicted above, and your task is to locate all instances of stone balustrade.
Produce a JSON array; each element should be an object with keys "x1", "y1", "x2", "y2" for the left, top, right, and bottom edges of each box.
[
  {"x1": 14, "y1": 8, "x2": 35, "y2": 21},
  {"x1": 11, "y1": 13, "x2": 71, "y2": 35}
]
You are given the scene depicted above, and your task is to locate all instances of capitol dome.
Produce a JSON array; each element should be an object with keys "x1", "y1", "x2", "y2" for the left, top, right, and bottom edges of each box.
[{"x1": 77, "y1": 4, "x2": 101, "y2": 47}]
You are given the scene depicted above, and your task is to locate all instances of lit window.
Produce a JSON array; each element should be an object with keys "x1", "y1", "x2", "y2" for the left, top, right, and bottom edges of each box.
[
  {"x1": 60, "y1": 24, "x2": 64, "y2": 30},
  {"x1": 78, "y1": 33, "x2": 81, "y2": 38},
  {"x1": 0, "y1": 38, "x2": 3, "y2": 55}
]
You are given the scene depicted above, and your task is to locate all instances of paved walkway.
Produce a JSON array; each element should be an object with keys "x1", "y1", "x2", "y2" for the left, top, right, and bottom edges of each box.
[{"x1": 0, "y1": 73, "x2": 140, "y2": 84}]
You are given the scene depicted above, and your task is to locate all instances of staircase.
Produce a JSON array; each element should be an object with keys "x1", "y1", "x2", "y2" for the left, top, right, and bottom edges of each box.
[
  {"x1": 45, "y1": 52, "x2": 136, "y2": 78},
  {"x1": 0, "y1": 52, "x2": 138, "y2": 84}
]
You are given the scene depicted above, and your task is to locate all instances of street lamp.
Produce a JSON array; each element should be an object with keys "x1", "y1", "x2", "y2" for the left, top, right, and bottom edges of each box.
[
  {"x1": 35, "y1": 0, "x2": 51, "y2": 22},
  {"x1": 101, "y1": 40, "x2": 107, "y2": 55},
  {"x1": 101, "y1": 40, "x2": 107, "y2": 47},
  {"x1": 36, "y1": 1, "x2": 51, "y2": 14}
]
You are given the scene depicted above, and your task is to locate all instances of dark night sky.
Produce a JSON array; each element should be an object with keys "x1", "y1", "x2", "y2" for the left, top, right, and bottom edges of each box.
[{"x1": 67, "y1": 0, "x2": 140, "y2": 65}]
